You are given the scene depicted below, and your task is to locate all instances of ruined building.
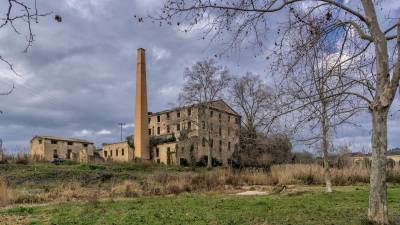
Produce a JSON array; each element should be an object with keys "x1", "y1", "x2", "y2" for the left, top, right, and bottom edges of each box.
[
  {"x1": 148, "y1": 100, "x2": 241, "y2": 166},
  {"x1": 101, "y1": 141, "x2": 133, "y2": 162},
  {"x1": 30, "y1": 136, "x2": 96, "y2": 162},
  {"x1": 101, "y1": 48, "x2": 240, "y2": 165}
]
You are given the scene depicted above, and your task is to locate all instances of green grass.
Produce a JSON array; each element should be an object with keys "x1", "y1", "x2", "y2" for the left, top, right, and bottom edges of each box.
[
  {"x1": 2, "y1": 187, "x2": 400, "y2": 225},
  {"x1": 0, "y1": 163, "x2": 193, "y2": 188}
]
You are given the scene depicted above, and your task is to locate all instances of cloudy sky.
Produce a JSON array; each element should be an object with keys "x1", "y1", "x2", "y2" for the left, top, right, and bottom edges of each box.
[{"x1": 0, "y1": 0, "x2": 399, "y2": 153}]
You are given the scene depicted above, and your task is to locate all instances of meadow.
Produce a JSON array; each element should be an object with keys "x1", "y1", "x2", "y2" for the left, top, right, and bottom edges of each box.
[{"x1": 1, "y1": 163, "x2": 400, "y2": 224}]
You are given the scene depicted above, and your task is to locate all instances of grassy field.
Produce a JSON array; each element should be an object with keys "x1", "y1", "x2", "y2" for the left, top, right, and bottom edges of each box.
[
  {"x1": 1, "y1": 186, "x2": 400, "y2": 225},
  {"x1": 1, "y1": 163, "x2": 400, "y2": 224}
]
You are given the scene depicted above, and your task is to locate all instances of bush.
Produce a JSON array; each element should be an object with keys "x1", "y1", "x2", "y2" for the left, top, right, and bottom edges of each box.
[
  {"x1": 0, "y1": 178, "x2": 8, "y2": 206},
  {"x1": 79, "y1": 164, "x2": 106, "y2": 171},
  {"x1": 231, "y1": 133, "x2": 292, "y2": 168},
  {"x1": 15, "y1": 154, "x2": 29, "y2": 165},
  {"x1": 196, "y1": 156, "x2": 222, "y2": 167}
]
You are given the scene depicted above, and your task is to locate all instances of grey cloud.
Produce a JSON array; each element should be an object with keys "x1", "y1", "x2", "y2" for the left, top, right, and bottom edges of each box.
[{"x1": 0, "y1": 0, "x2": 399, "y2": 154}]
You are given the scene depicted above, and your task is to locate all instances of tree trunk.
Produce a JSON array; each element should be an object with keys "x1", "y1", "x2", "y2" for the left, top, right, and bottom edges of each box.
[
  {"x1": 207, "y1": 143, "x2": 212, "y2": 169},
  {"x1": 321, "y1": 104, "x2": 333, "y2": 193},
  {"x1": 207, "y1": 132, "x2": 212, "y2": 169},
  {"x1": 368, "y1": 110, "x2": 389, "y2": 224}
]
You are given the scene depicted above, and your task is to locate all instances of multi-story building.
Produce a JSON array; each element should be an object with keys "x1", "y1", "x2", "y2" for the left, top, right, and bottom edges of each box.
[
  {"x1": 124, "y1": 48, "x2": 242, "y2": 166},
  {"x1": 148, "y1": 100, "x2": 241, "y2": 166},
  {"x1": 30, "y1": 136, "x2": 96, "y2": 162}
]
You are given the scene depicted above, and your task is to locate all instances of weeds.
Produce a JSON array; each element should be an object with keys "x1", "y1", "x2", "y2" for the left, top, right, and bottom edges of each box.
[
  {"x1": 1, "y1": 163, "x2": 400, "y2": 207},
  {"x1": 0, "y1": 178, "x2": 8, "y2": 206}
]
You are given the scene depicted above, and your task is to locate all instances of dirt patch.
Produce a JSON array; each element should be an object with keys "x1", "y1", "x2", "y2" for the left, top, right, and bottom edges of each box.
[
  {"x1": 235, "y1": 190, "x2": 269, "y2": 196},
  {"x1": 0, "y1": 215, "x2": 32, "y2": 225}
]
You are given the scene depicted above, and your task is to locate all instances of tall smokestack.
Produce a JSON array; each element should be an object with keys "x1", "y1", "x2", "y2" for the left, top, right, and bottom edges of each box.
[{"x1": 134, "y1": 48, "x2": 150, "y2": 160}]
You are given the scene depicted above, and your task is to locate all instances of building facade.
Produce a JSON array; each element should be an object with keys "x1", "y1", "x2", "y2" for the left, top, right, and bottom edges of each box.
[
  {"x1": 30, "y1": 136, "x2": 95, "y2": 162},
  {"x1": 148, "y1": 100, "x2": 241, "y2": 166},
  {"x1": 101, "y1": 141, "x2": 134, "y2": 162},
  {"x1": 127, "y1": 48, "x2": 241, "y2": 167}
]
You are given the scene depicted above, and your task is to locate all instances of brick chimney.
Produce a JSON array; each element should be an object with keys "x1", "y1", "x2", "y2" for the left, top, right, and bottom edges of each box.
[{"x1": 134, "y1": 48, "x2": 150, "y2": 160}]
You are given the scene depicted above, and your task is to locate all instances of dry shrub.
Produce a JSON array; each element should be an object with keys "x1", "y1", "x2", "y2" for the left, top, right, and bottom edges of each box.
[
  {"x1": 2, "y1": 164, "x2": 399, "y2": 208},
  {"x1": 111, "y1": 180, "x2": 141, "y2": 198},
  {"x1": 86, "y1": 190, "x2": 100, "y2": 208},
  {"x1": 270, "y1": 164, "x2": 323, "y2": 185},
  {"x1": 0, "y1": 178, "x2": 8, "y2": 206}
]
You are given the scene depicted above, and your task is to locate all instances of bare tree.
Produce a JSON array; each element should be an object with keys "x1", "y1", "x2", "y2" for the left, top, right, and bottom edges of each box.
[
  {"x1": 179, "y1": 58, "x2": 231, "y2": 168},
  {"x1": 276, "y1": 33, "x2": 362, "y2": 193},
  {"x1": 0, "y1": 0, "x2": 50, "y2": 109},
  {"x1": 230, "y1": 73, "x2": 272, "y2": 138},
  {"x1": 156, "y1": 1, "x2": 399, "y2": 223}
]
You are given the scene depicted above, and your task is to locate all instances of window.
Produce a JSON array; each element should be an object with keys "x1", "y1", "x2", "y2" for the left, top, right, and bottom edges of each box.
[
  {"x1": 228, "y1": 115, "x2": 231, "y2": 122},
  {"x1": 83, "y1": 143, "x2": 88, "y2": 147},
  {"x1": 202, "y1": 121, "x2": 205, "y2": 129},
  {"x1": 110, "y1": 150, "x2": 113, "y2": 157},
  {"x1": 104, "y1": 151, "x2": 108, "y2": 157},
  {"x1": 235, "y1": 117, "x2": 239, "y2": 124},
  {"x1": 228, "y1": 142, "x2": 231, "y2": 151},
  {"x1": 167, "y1": 112, "x2": 170, "y2": 119},
  {"x1": 202, "y1": 138, "x2": 206, "y2": 147},
  {"x1": 188, "y1": 121, "x2": 192, "y2": 130},
  {"x1": 157, "y1": 127, "x2": 161, "y2": 135},
  {"x1": 177, "y1": 124, "x2": 180, "y2": 131},
  {"x1": 219, "y1": 126, "x2": 222, "y2": 136},
  {"x1": 156, "y1": 148, "x2": 160, "y2": 157},
  {"x1": 67, "y1": 149, "x2": 72, "y2": 159},
  {"x1": 210, "y1": 139, "x2": 214, "y2": 148},
  {"x1": 116, "y1": 149, "x2": 119, "y2": 156},
  {"x1": 38, "y1": 139, "x2": 42, "y2": 144},
  {"x1": 167, "y1": 125, "x2": 170, "y2": 133},
  {"x1": 219, "y1": 140, "x2": 222, "y2": 152},
  {"x1": 219, "y1": 113, "x2": 221, "y2": 120},
  {"x1": 122, "y1": 148, "x2": 125, "y2": 156},
  {"x1": 177, "y1": 111, "x2": 181, "y2": 118},
  {"x1": 187, "y1": 108, "x2": 191, "y2": 116},
  {"x1": 51, "y1": 140, "x2": 57, "y2": 144},
  {"x1": 210, "y1": 110, "x2": 213, "y2": 117},
  {"x1": 68, "y1": 142, "x2": 73, "y2": 146},
  {"x1": 149, "y1": 129, "x2": 152, "y2": 135},
  {"x1": 157, "y1": 115, "x2": 160, "y2": 122},
  {"x1": 148, "y1": 118, "x2": 151, "y2": 124},
  {"x1": 53, "y1": 149, "x2": 58, "y2": 158}
]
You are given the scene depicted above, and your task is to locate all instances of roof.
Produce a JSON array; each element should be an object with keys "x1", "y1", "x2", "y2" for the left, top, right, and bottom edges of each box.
[
  {"x1": 31, "y1": 135, "x2": 94, "y2": 144},
  {"x1": 102, "y1": 140, "x2": 129, "y2": 146},
  {"x1": 149, "y1": 99, "x2": 240, "y2": 117}
]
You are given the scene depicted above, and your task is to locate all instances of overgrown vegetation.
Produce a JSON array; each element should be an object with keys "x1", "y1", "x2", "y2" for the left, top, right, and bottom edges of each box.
[
  {"x1": 1, "y1": 186, "x2": 400, "y2": 225},
  {"x1": 1, "y1": 163, "x2": 400, "y2": 208}
]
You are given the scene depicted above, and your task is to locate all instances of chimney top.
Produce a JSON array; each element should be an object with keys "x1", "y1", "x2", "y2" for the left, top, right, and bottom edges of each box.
[{"x1": 137, "y1": 48, "x2": 145, "y2": 64}]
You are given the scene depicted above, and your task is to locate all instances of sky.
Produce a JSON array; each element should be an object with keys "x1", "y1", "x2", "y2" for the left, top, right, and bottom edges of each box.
[{"x1": 0, "y1": 0, "x2": 399, "y2": 154}]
